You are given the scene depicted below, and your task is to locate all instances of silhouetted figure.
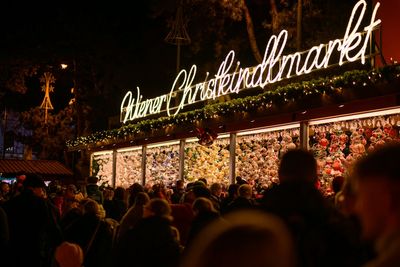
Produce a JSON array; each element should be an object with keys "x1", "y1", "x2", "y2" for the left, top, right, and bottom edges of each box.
[
  {"x1": 261, "y1": 149, "x2": 367, "y2": 267},
  {"x1": 118, "y1": 192, "x2": 150, "y2": 240},
  {"x1": 351, "y1": 143, "x2": 400, "y2": 267},
  {"x1": 220, "y1": 183, "x2": 240, "y2": 214},
  {"x1": 4, "y1": 174, "x2": 62, "y2": 267},
  {"x1": 186, "y1": 197, "x2": 220, "y2": 248},
  {"x1": 226, "y1": 184, "x2": 257, "y2": 213},
  {"x1": 115, "y1": 198, "x2": 181, "y2": 267}
]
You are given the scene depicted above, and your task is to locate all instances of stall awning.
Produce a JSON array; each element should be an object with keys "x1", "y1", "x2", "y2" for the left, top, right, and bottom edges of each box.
[{"x1": 0, "y1": 159, "x2": 73, "y2": 179}]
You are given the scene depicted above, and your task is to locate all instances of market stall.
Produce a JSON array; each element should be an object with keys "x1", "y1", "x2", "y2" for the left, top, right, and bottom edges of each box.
[{"x1": 70, "y1": 0, "x2": 400, "y2": 194}]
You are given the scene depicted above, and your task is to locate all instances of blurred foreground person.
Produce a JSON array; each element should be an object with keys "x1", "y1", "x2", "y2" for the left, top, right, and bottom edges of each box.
[
  {"x1": 5, "y1": 174, "x2": 62, "y2": 267},
  {"x1": 180, "y1": 210, "x2": 296, "y2": 267},
  {"x1": 352, "y1": 143, "x2": 400, "y2": 267},
  {"x1": 54, "y1": 241, "x2": 84, "y2": 267}
]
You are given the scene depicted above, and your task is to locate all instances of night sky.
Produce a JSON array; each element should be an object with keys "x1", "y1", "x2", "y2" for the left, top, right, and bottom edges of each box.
[{"x1": 0, "y1": 1, "x2": 182, "y2": 113}]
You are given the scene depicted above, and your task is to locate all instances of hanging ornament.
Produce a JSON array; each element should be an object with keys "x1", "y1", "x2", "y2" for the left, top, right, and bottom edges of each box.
[{"x1": 196, "y1": 127, "x2": 218, "y2": 146}]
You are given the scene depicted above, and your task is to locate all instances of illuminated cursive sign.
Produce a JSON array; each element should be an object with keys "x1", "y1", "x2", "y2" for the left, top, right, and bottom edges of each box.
[{"x1": 121, "y1": 0, "x2": 381, "y2": 123}]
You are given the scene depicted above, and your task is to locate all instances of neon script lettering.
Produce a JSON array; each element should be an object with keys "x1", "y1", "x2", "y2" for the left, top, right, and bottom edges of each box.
[{"x1": 121, "y1": 0, "x2": 381, "y2": 123}]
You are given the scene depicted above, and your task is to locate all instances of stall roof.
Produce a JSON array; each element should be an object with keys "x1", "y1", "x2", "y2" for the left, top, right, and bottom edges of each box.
[{"x1": 0, "y1": 159, "x2": 73, "y2": 179}]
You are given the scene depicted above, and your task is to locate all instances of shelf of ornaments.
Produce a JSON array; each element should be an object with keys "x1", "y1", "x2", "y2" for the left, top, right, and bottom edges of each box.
[
  {"x1": 92, "y1": 152, "x2": 114, "y2": 187},
  {"x1": 184, "y1": 138, "x2": 230, "y2": 185},
  {"x1": 115, "y1": 150, "x2": 143, "y2": 188},
  {"x1": 235, "y1": 128, "x2": 300, "y2": 193},
  {"x1": 145, "y1": 144, "x2": 180, "y2": 187},
  {"x1": 310, "y1": 114, "x2": 400, "y2": 195}
]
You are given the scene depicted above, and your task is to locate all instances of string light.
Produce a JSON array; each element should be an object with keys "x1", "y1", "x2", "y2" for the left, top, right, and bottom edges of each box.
[{"x1": 66, "y1": 65, "x2": 400, "y2": 149}]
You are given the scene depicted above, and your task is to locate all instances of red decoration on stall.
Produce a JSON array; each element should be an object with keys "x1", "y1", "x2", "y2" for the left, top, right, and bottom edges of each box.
[{"x1": 196, "y1": 127, "x2": 218, "y2": 146}]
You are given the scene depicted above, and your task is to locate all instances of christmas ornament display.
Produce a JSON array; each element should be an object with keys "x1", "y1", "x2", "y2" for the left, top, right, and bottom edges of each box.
[
  {"x1": 310, "y1": 114, "x2": 400, "y2": 195},
  {"x1": 145, "y1": 144, "x2": 180, "y2": 187},
  {"x1": 92, "y1": 152, "x2": 113, "y2": 187},
  {"x1": 115, "y1": 149, "x2": 142, "y2": 188},
  {"x1": 236, "y1": 128, "x2": 299, "y2": 193},
  {"x1": 185, "y1": 138, "x2": 230, "y2": 185}
]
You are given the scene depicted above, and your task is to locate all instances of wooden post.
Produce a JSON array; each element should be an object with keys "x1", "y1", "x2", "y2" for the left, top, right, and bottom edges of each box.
[{"x1": 229, "y1": 133, "x2": 237, "y2": 184}]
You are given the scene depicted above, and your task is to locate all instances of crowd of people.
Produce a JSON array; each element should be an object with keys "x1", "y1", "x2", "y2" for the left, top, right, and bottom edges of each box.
[{"x1": 1, "y1": 143, "x2": 400, "y2": 267}]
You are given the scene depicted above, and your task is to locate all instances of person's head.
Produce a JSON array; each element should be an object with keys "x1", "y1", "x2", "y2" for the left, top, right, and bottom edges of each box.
[
  {"x1": 87, "y1": 176, "x2": 99, "y2": 184},
  {"x1": 238, "y1": 184, "x2": 252, "y2": 199},
  {"x1": 235, "y1": 176, "x2": 247, "y2": 185},
  {"x1": 16, "y1": 171, "x2": 26, "y2": 183},
  {"x1": 55, "y1": 241, "x2": 84, "y2": 267},
  {"x1": 351, "y1": 142, "x2": 400, "y2": 242},
  {"x1": 134, "y1": 192, "x2": 150, "y2": 206},
  {"x1": 331, "y1": 176, "x2": 345, "y2": 194},
  {"x1": 227, "y1": 183, "x2": 240, "y2": 198},
  {"x1": 192, "y1": 185, "x2": 211, "y2": 199},
  {"x1": 114, "y1": 187, "x2": 126, "y2": 201},
  {"x1": 23, "y1": 174, "x2": 46, "y2": 198},
  {"x1": 198, "y1": 178, "x2": 208, "y2": 186},
  {"x1": 80, "y1": 198, "x2": 100, "y2": 217},
  {"x1": 192, "y1": 197, "x2": 217, "y2": 216},
  {"x1": 278, "y1": 149, "x2": 318, "y2": 184},
  {"x1": 143, "y1": 198, "x2": 173, "y2": 221},
  {"x1": 0, "y1": 182, "x2": 10, "y2": 194},
  {"x1": 180, "y1": 210, "x2": 296, "y2": 267},
  {"x1": 176, "y1": 180, "x2": 185, "y2": 190},
  {"x1": 210, "y1": 183, "x2": 222, "y2": 197}
]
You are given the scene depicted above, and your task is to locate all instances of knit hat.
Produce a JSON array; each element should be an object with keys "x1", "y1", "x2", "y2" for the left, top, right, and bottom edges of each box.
[{"x1": 55, "y1": 242, "x2": 84, "y2": 267}]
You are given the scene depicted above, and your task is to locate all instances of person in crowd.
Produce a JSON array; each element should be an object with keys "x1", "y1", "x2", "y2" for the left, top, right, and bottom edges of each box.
[
  {"x1": 0, "y1": 182, "x2": 10, "y2": 204},
  {"x1": 62, "y1": 184, "x2": 81, "y2": 217},
  {"x1": 209, "y1": 182, "x2": 223, "y2": 212},
  {"x1": 104, "y1": 187, "x2": 128, "y2": 221},
  {"x1": 261, "y1": 148, "x2": 370, "y2": 267},
  {"x1": 0, "y1": 205, "x2": 9, "y2": 257},
  {"x1": 149, "y1": 183, "x2": 170, "y2": 202},
  {"x1": 235, "y1": 176, "x2": 248, "y2": 185},
  {"x1": 198, "y1": 178, "x2": 208, "y2": 186},
  {"x1": 180, "y1": 210, "x2": 296, "y2": 267},
  {"x1": 47, "y1": 181, "x2": 64, "y2": 217},
  {"x1": 328, "y1": 175, "x2": 345, "y2": 208},
  {"x1": 128, "y1": 182, "x2": 144, "y2": 208},
  {"x1": 86, "y1": 176, "x2": 103, "y2": 205},
  {"x1": 63, "y1": 198, "x2": 113, "y2": 267},
  {"x1": 10, "y1": 171, "x2": 26, "y2": 198},
  {"x1": 171, "y1": 180, "x2": 185, "y2": 204},
  {"x1": 114, "y1": 198, "x2": 181, "y2": 267},
  {"x1": 226, "y1": 184, "x2": 257, "y2": 213},
  {"x1": 170, "y1": 188, "x2": 195, "y2": 247},
  {"x1": 186, "y1": 197, "x2": 221, "y2": 248},
  {"x1": 118, "y1": 191, "x2": 150, "y2": 240},
  {"x1": 351, "y1": 143, "x2": 400, "y2": 266},
  {"x1": 220, "y1": 183, "x2": 240, "y2": 214},
  {"x1": 4, "y1": 174, "x2": 62, "y2": 267},
  {"x1": 54, "y1": 241, "x2": 84, "y2": 267}
]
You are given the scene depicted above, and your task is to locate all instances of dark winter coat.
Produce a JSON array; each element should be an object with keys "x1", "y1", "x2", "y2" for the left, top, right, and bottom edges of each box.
[{"x1": 115, "y1": 216, "x2": 181, "y2": 267}]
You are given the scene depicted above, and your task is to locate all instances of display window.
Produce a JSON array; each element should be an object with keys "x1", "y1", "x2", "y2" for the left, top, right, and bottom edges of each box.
[
  {"x1": 236, "y1": 126, "x2": 300, "y2": 194},
  {"x1": 91, "y1": 150, "x2": 114, "y2": 187},
  {"x1": 309, "y1": 109, "x2": 400, "y2": 195},
  {"x1": 145, "y1": 141, "x2": 180, "y2": 187},
  {"x1": 184, "y1": 136, "x2": 230, "y2": 186},
  {"x1": 115, "y1": 147, "x2": 142, "y2": 188}
]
